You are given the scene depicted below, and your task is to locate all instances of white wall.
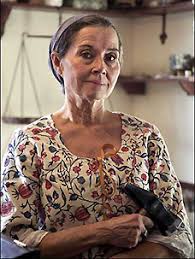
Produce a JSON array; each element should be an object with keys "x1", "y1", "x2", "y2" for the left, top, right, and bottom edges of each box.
[{"x1": 1, "y1": 9, "x2": 194, "y2": 183}]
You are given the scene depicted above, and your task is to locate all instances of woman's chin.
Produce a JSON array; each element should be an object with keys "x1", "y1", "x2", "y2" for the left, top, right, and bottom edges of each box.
[{"x1": 82, "y1": 91, "x2": 107, "y2": 102}]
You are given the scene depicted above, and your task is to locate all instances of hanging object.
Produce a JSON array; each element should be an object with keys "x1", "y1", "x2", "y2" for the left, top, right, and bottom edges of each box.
[
  {"x1": 2, "y1": 32, "x2": 43, "y2": 124},
  {"x1": 2, "y1": 13, "x2": 62, "y2": 124},
  {"x1": 159, "y1": 12, "x2": 167, "y2": 44}
]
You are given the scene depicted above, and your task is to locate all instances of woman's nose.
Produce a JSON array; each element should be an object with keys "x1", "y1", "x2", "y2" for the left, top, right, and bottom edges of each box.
[{"x1": 91, "y1": 57, "x2": 107, "y2": 75}]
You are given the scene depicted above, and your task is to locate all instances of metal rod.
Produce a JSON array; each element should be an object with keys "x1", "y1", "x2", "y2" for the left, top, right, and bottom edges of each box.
[
  {"x1": 3, "y1": 40, "x2": 23, "y2": 116},
  {"x1": 59, "y1": 11, "x2": 62, "y2": 26},
  {"x1": 25, "y1": 34, "x2": 52, "y2": 39},
  {"x1": 21, "y1": 37, "x2": 25, "y2": 117},
  {"x1": 24, "y1": 42, "x2": 42, "y2": 116},
  {"x1": 163, "y1": 13, "x2": 166, "y2": 33}
]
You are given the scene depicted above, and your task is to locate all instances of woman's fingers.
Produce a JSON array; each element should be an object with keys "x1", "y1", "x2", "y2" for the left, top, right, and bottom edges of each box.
[
  {"x1": 127, "y1": 226, "x2": 142, "y2": 248},
  {"x1": 106, "y1": 214, "x2": 154, "y2": 249},
  {"x1": 142, "y1": 215, "x2": 154, "y2": 229}
]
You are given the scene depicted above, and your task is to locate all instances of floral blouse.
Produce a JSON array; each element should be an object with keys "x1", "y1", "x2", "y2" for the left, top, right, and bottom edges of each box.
[{"x1": 1, "y1": 113, "x2": 193, "y2": 258}]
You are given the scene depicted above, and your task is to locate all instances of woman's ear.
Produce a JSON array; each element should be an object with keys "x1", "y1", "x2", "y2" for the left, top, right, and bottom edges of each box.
[{"x1": 51, "y1": 51, "x2": 63, "y2": 76}]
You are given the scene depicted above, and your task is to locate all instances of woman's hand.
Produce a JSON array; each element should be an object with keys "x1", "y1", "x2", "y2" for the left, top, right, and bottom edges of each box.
[
  {"x1": 105, "y1": 214, "x2": 154, "y2": 249},
  {"x1": 39, "y1": 213, "x2": 154, "y2": 258}
]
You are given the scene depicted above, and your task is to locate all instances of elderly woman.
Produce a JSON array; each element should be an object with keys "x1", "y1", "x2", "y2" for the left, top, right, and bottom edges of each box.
[{"x1": 1, "y1": 14, "x2": 193, "y2": 258}]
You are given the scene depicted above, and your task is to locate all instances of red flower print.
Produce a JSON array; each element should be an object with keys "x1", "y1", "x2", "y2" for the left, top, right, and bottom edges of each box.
[
  {"x1": 0, "y1": 201, "x2": 14, "y2": 216},
  {"x1": 30, "y1": 149, "x2": 35, "y2": 156},
  {"x1": 45, "y1": 128, "x2": 58, "y2": 139},
  {"x1": 73, "y1": 166, "x2": 81, "y2": 174},
  {"x1": 113, "y1": 194, "x2": 122, "y2": 204},
  {"x1": 108, "y1": 168, "x2": 115, "y2": 175},
  {"x1": 32, "y1": 171, "x2": 40, "y2": 179},
  {"x1": 52, "y1": 155, "x2": 60, "y2": 162},
  {"x1": 18, "y1": 184, "x2": 33, "y2": 199},
  {"x1": 32, "y1": 137, "x2": 40, "y2": 141},
  {"x1": 91, "y1": 191, "x2": 99, "y2": 199},
  {"x1": 45, "y1": 180, "x2": 52, "y2": 190},
  {"x1": 143, "y1": 128, "x2": 150, "y2": 134},
  {"x1": 141, "y1": 173, "x2": 147, "y2": 181},
  {"x1": 132, "y1": 157, "x2": 136, "y2": 167},
  {"x1": 41, "y1": 152, "x2": 47, "y2": 159},
  {"x1": 121, "y1": 129, "x2": 126, "y2": 135},
  {"x1": 32, "y1": 128, "x2": 42, "y2": 135},
  {"x1": 150, "y1": 182, "x2": 157, "y2": 191},
  {"x1": 121, "y1": 146, "x2": 129, "y2": 152},
  {"x1": 143, "y1": 123, "x2": 151, "y2": 128},
  {"x1": 35, "y1": 157, "x2": 43, "y2": 169},
  {"x1": 89, "y1": 160, "x2": 99, "y2": 172},
  {"x1": 18, "y1": 144, "x2": 26, "y2": 152},
  {"x1": 111, "y1": 154, "x2": 124, "y2": 166},
  {"x1": 150, "y1": 162, "x2": 157, "y2": 171},
  {"x1": 75, "y1": 206, "x2": 90, "y2": 221}
]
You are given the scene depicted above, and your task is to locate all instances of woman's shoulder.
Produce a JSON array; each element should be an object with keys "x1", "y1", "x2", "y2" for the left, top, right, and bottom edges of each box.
[
  {"x1": 11, "y1": 114, "x2": 55, "y2": 140},
  {"x1": 25, "y1": 114, "x2": 54, "y2": 131},
  {"x1": 119, "y1": 112, "x2": 157, "y2": 131}
]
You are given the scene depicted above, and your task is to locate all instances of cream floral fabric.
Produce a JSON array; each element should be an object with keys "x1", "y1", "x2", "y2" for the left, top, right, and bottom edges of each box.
[{"x1": 1, "y1": 113, "x2": 193, "y2": 258}]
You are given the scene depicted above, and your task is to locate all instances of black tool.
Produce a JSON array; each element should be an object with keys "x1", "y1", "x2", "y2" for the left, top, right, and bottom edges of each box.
[{"x1": 121, "y1": 183, "x2": 182, "y2": 235}]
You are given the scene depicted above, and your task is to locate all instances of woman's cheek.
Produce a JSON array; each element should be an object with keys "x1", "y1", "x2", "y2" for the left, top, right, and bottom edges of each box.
[{"x1": 111, "y1": 65, "x2": 120, "y2": 84}]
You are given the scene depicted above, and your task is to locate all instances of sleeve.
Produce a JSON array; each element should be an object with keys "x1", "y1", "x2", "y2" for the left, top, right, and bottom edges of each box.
[
  {"x1": 1, "y1": 129, "x2": 48, "y2": 247},
  {"x1": 146, "y1": 125, "x2": 194, "y2": 258}
]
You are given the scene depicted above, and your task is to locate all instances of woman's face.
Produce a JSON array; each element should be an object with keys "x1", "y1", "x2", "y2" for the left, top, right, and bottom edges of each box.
[{"x1": 59, "y1": 26, "x2": 121, "y2": 102}]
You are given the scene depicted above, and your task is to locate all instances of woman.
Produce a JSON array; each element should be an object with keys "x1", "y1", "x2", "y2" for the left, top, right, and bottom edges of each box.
[{"x1": 1, "y1": 14, "x2": 193, "y2": 258}]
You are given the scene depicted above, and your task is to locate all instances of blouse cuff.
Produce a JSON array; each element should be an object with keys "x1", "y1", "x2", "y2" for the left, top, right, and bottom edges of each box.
[
  {"x1": 18, "y1": 229, "x2": 49, "y2": 248},
  {"x1": 147, "y1": 230, "x2": 194, "y2": 258}
]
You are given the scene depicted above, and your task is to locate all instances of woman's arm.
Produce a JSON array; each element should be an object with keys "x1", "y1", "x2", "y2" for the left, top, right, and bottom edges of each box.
[
  {"x1": 1, "y1": 129, "x2": 49, "y2": 246},
  {"x1": 143, "y1": 125, "x2": 194, "y2": 258},
  {"x1": 39, "y1": 214, "x2": 154, "y2": 258},
  {"x1": 39, "y1": 220, "x2": 108, "y2": 258}
]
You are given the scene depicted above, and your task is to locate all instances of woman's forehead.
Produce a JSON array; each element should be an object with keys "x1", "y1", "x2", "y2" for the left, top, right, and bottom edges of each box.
[{"x1": 72, "y1": 26, "x2": 119, "y2": 49}]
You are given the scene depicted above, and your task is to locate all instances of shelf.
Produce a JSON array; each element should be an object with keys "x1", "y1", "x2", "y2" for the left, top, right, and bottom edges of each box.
[
  {"x1": 118, "y1": 76, "x2": 146, "y2": 94},
  {"x1": 179, "y1": 79, "x2": 194, "y2": 95},
  {"x1": 1, "y1": 116, "x2": 40, "y2": 124},
  {"x1": 109, "y1": 1, "x2": 194, "y2": 16},
  {"x1": 118, "y1": 75, "x2": 194, "y2": 95},
  {"x1": 5, "y1": 1, "x2": 194, "y2": 17}
]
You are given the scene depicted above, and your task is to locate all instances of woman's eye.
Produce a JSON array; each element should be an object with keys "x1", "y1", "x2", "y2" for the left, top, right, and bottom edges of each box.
[
  {"x1": 81, "y1": 51, "x2": 93, "y2": 59},
  {"x1": 105, "y1": 53, "x2": 118, "y2": 62}
]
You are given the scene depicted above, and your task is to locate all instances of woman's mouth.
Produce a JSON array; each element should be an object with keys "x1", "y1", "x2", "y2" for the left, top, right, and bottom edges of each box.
[{"x1": 85, "y1": 80, "x2": 106, "y2": 86}]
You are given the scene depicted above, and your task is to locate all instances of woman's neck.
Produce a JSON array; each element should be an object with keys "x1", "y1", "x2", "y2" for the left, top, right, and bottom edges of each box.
[{"x1": 59, "y1": 95, "x2": 108, "y2": 126}]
